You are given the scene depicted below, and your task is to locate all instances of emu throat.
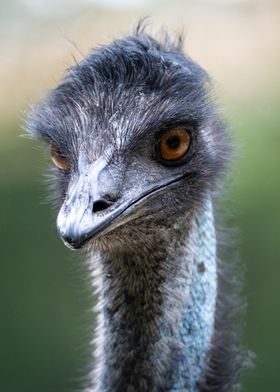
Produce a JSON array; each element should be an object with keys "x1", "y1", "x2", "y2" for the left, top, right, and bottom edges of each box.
[{"x1": 90, "y1": 198, "x2": 217, "y2": 392}]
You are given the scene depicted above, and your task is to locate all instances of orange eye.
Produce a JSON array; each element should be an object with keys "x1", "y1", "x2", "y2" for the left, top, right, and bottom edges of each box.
[
  {"x1": 50, "y1": 144, "x2": 71, "y2": 171},
  {"x1": 159, "y1": 127, "x2": 190, "y2": 162}
]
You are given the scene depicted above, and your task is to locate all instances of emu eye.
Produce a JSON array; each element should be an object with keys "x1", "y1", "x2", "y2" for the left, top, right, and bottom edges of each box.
[
  {"x1": 50, "y1": 144, "x2": 70, "y2": 171},
  {"x1": 159, "y1": 127, "x2": 190, "y2": 162}
]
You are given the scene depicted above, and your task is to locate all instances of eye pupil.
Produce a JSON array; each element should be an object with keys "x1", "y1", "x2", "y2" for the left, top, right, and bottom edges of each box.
[{"x1": 166, "y1": 135, "x2": 181, "y2": 149}]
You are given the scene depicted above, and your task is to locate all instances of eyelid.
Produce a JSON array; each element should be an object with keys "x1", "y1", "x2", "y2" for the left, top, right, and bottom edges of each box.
[{"x1": 155, "y1": 122, "x2": 194, "y2": 138}]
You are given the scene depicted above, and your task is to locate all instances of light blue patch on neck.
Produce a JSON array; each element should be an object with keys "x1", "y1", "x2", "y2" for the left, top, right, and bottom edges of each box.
[{"x1": 167, "y1": 199, "x2": 217, "y2": 391}]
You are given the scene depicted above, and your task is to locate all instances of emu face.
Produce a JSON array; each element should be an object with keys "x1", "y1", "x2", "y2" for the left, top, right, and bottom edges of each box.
[{"x1": 28, "y1": 35, "x2": 226, "y2": 250}]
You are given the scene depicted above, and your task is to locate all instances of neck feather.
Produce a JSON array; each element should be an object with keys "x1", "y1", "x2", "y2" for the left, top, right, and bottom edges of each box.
[{"x1": 88, "y1": 198, "x2": 217, "y2": 392}]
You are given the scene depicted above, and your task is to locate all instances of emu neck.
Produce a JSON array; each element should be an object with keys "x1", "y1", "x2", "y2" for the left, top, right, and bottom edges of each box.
[{"x1": 90, "y1": 200, "x2": 217, "y2": 392}]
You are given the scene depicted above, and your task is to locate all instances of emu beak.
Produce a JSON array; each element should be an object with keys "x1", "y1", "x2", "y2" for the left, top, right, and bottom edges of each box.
[
  {"x1": 57, "y1": 159, "x2": 185, "y2": 249},
  {"x1": 56, "y1": 158, "x2": 122, "y2": 249}
]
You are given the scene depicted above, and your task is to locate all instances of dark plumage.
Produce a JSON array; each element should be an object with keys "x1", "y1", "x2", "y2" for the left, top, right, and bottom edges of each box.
[{"x1": 26, "y1": 22, "x2": 249, "y2": 391}]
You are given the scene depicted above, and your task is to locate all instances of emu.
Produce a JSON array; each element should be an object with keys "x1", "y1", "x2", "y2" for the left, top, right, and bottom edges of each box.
[{"x1": 26, "y1": 25, "x2": 247, "y2": 392}]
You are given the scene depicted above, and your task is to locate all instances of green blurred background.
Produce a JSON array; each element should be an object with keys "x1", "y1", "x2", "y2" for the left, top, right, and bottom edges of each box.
[{"x1": 0, "y1": 0, "x2": 279, "y2": 391}]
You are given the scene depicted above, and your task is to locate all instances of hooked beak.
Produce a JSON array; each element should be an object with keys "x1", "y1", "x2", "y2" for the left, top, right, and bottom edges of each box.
[{"x1": 57, "y1": 161, "x2": 185, "y2": 250}]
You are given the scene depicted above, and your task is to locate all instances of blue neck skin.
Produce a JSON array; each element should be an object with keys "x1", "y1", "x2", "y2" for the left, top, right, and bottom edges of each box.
[{"x1": 89, "y1": 199, "x2": 217, "y2": 392}]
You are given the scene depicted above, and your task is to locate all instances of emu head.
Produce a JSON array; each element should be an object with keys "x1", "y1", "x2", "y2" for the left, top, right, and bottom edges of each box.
[{"x1": 27, "y1": 31, "x2": 227, "y2": 252}]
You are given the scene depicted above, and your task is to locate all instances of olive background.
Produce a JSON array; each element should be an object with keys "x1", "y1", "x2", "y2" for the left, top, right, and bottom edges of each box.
[{"x1": 0, "y1": 1, "x2": 280, "y2": 391}]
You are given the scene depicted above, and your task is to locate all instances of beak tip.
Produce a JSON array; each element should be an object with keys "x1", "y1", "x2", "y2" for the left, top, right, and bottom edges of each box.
[
  {"x1": 61, "y1": 233, "x2": 84, "y2": 250},
  {"x1": 57, "y1": 223, "x2": 84, "y2": 250},
  {"x1": 63, "y1": 239, "x2": 82, "y2": 250}
]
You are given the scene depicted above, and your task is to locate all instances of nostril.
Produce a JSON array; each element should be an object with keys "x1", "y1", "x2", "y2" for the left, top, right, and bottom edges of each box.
[{"x1": 92, "y1": 198, "x2": 113, "y2": 213}]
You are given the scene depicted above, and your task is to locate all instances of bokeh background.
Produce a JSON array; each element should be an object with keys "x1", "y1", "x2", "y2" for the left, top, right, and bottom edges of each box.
[{"x1": 1, "y1": 0, "x2": 279, "y2": 391}]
